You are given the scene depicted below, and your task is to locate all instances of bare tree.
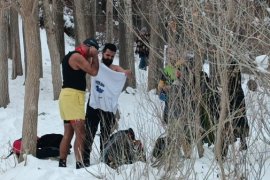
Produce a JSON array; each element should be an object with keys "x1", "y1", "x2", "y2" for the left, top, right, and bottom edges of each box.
[
  {"x1": 124, "y1": 0, "x2": 136, "y2": 88},
  {"x1": 134, "y1": 0, "x2": 150, "y2": 30},
  {"x1": 17, "y1": 0, "x2": 41, "y2": 161},
  {"x1": 52, "y1": 0, "x2": 65, "y2": 61},
  {"x1": 73, "y1": 0, "x2": 87, "y2": 45},
  {"x1": 117, "y1": 0, "x2": 136, "y2": 88},
  {"x1": 22, "y1": 22, "x2": 27, "y2": 80},
  {"x1": 0, "y1": 3, "x2": 10, "y2": 108},
  {"x1": 105, "y1": 0, "x2": 113, "y2": 43},
  {"x1": 118, "y1": 0, "x2": 127, "y2": 77},
  {"x1": 147, "y1": 0, "x2": 165, "y2": 91},
  {"x1": 10, "y1": 7, "x2": 23, "y2": 79},
  {"x1": 43, "y1": 0, "x2": 63, "y2": 100},
  {"x1": 84, "y1": 0, "x2": 96, "y2": 38}
]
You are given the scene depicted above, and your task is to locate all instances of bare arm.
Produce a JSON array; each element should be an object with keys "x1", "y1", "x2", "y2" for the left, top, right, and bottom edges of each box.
[
  {"x1": 112, "y1": 65, "x2": 132, "y2": 78},
  {"x1": 69, "y1": 47, "x2": 99, "y2": 76}
]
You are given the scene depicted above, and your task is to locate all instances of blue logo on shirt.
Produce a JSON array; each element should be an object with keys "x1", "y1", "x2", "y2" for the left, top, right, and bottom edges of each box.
[
  {"x1": 95, "y1": 80, "x2": 104, "y2": 93},
  {"x1": 96, "y1": 85, "x2": 104, "y2": 93}
]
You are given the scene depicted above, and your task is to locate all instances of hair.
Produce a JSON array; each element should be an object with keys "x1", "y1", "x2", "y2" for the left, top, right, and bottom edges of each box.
[
  {"x1": 127, "y1": 128, "x2": 135, "y2": 140},
  {"x1": 102, "y1": 43, "x2": 117, "y2": 53},
  {"x1": 141, "y1": 27, "x2": 147, "y2": 33}
]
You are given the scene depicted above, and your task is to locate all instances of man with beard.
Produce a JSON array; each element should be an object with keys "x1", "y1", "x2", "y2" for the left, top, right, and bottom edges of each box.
[{"x1": 83, "y1": 43, "x2": 132, "y2": 166}]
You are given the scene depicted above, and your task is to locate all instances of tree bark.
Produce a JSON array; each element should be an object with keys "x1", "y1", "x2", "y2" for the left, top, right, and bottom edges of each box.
[
  {"x1": 73, "y1": 0, "x2": 87, "y2": 45},
  {"x1": 84, "y1": 0, "x2": 95, "y2": 38},
  {"x1": 0, "y1": 6, "x2": 10, "y2": 108},
  {"x1": 10, "y1": 7, "x2": 23, "y2": 79},
  {"x1": 52, "y1": 0, "x2": 65, "y2": 61},
  {"x1": 22, "y1": 22, "x2": 27, "y2": 81},
  {"x1": 124, "y1": 0, "x2": 136, "y2": 88},
  {"x1": 18, "y1": 0, "x2": 41, "y2": 161},
  {"x1": 43, "y1": 0, "x2": 63, "y2": 100},
  {"x1": 106, "y1": 0, "x2": 113, "y2": 43},
  {"x1": 138, "y1": 0, "x2": 150, "y2": 30},
  {"x1": 118, "y1": 0, "x2": 127, "y2": 80},
  {"x1": 147, "y1": 0, "x2": 164, "y2": 91}
]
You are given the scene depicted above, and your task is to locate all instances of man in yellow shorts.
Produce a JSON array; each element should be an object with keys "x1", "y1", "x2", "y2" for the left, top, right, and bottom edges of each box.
[{"x1": 58, "y1": 38, "x2": 99, "y2": 169}]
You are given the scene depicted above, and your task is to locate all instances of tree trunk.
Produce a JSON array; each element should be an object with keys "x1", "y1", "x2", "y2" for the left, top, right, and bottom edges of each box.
[
  {"x1": 43, "y1": 0, "x2": 63, "y2": 100},
  {"x1": 124, "y1": 0, "x2": 136, "y2": 88},
  {"x1": 106, "y1": 0, "x2": 113, "y2": 43},
  {"x1": 53, "y1": 0, "x2": 65, "y2": 61},
  {"x1": 36, "y1": 8, "x2": 43, "y2": 79},
  {"x1": 84, "y1": 0, "x2": 95, "y2": 38},
  {"x1": 83, "y1": 0, "x2": 96, "y2": 92},
  {"x1": 10, "y1": 7, "x2": 23, "y2": 79},
  {"x1": 18, "y1": 0, "x2": 41, "y2": 162},
  {"x1": 138, "y1": 0, "x2": 150, "y2": 30},
  {"x1": 118, "y1": 0, "x2": 127, "y2": 85},
  {"x1": 22, "y1": 22, "x2": 27, "y2": 82},
  {"x1": 90, "y1": 0, "x2": 96, "y2": 37},
  {"x1": 0, "y1": 6, "x2": 10, "y2": 108},
  {"x1": 147, "y1": 0, "x2": 164, "y2": 91},
  {"x1": 73, "y1": 0, "x2": 87, "y2": 45},
  {"x1": 7, "y1": 9, "x2": 12, "y2": 59}
]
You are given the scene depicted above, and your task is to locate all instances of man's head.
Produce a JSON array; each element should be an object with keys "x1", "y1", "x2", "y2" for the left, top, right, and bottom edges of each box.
[
  {"x1": 75, "y1": 38, "x2": 99, "y2": 59},
  {"x1": 83, "y1": 38, "x2": 99, "y2": 50},
  {"x1": 102, "y1": 43, "x2": 117, "y2": 67},
  {"x1": 140, "y1": 27, "x2": 147, "y2": 35}
]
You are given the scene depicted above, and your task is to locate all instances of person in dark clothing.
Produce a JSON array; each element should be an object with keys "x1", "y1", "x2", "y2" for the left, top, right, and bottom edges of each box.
[
  {"x1": 102, "y1": 128, "x2": 146, "y2": 169},
  {"x1": 58, "y1": 38, "x2": 99, "y2": 169},
  {"x1": 228, "y1": 63, "x2": 249, "y2": 150},
  {"x1": 83, "y1": 43, "x2": 132, "y2": 167},
  {"x1": 220, "y1": 62, "x2": 249, "y2": 158},
  {"x1": 135, "y1": 27, "x2": 150, "y2": 70},
  {"x1": 200, "y1": 71, "x2": 216, "y2": 146},
  {"x1": 158, "y1": 65, "x2": 177, "y2": 124}
]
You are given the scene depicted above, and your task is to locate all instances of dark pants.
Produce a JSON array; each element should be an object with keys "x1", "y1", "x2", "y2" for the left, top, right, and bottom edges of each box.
[
  {"x1": 84, "y1": 105, "x2": 116, "y2": 163},
  {"x1": 139, "y1": 55, "x2": 148, "y2": 70},
  {"x1": 163, "y1": 100, "x2": 169, "y2": 124}
]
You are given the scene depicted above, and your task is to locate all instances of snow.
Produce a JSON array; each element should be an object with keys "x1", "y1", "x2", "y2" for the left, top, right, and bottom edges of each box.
[
  {"x1": 255, "y1": 55, "x2": 269, "y2": 73},
  {"x1": 1, "y1": 17, "x2": 270, "y2": 180}
]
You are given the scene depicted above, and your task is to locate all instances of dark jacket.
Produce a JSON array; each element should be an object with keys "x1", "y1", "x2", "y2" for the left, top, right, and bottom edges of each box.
[
  {"x1": 102, "y1": 128, "x2": 146, "y2": 168},
  {"x1": 135, "y1": 33, "x2": 150, "y2": 57},
  {"x1": 228, "y1": 67, "x2": 249, "y2": 137}
]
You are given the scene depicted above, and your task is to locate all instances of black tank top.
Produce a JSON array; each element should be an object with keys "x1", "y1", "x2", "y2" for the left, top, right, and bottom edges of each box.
[{"x1": 62, "y1": 51, "x2": 86, "y2": 91}]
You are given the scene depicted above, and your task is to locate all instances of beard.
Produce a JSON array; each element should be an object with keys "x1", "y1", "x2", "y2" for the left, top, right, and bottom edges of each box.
[{"x1": 102, "y1": 58, "x2": 113, "y2": 67}]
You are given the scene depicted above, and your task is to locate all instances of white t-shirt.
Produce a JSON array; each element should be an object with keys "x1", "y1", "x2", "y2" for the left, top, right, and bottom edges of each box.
[{"x1": 89, "y1": 63, "x2": 127, "y2": 114}]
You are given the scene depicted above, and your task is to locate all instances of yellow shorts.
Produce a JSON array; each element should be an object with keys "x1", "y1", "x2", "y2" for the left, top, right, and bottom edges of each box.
[{"x1": 59, "y1": 88, "x2": 86, "y2": 121}]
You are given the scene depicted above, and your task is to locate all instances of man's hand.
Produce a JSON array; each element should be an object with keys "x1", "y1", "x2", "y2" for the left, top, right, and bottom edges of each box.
[
  {"x1": 124, "y1": 69, "x2": 132, "y2": 78},
  {"x1": 89, "y1": 46, "x2": 98, "y2": 57}
]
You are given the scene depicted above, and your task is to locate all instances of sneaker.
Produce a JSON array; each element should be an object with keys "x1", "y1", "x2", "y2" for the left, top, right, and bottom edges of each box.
[{"x1": 59, "y1": 159, "x2": 66, "y2": 167}]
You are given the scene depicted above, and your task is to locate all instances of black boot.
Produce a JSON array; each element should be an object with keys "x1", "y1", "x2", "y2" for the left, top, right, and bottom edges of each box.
[
  {"x1": 240, "y1": 137, "x2": 248, "y2": 151},
  {"x1": 76, "y1": 161, "x2": 83, "y2": 169},
  {"x1": 83, "y1": 159, "x2": 90, "y2": 167},
  {"x1": 59, "y1": 159, "x2": 66, "y2": 167}
]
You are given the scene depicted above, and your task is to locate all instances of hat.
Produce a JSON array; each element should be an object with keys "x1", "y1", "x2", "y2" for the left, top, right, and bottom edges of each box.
[
  {"x1": 83, "y1": 38, "x2": 99, "y2": 50},
  {"x1": 13, "y1": 138, "x2": 22, "y2": 155}
]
